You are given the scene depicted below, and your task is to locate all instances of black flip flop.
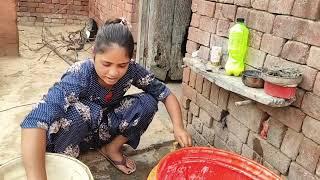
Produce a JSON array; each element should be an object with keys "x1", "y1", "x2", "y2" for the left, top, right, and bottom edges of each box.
[{"x1": 98, "y1": 149, "x2": 136, "y2": 175}]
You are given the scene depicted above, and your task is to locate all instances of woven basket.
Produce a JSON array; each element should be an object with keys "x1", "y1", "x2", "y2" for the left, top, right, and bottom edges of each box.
[{"x1": 0, "y1": 153, "x2": 93, "y2": 180}]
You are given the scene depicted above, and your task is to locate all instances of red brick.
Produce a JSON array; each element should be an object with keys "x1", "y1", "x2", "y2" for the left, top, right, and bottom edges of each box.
[
  {"x1": 193, "y1": 116, "x2": 204, "y2": 133},
  {"x1": 73, "y1": 0, "x2": 81, "y2": 5},
  {"x1": 307, "y1": 46, "x2": 320, "y2": 71},
  {"x1": 227, "y1": 133, "x2": 243, "y2": 154},
  {"x1": 302, "y1": 92, "x2": 320, "y2": 120},
  {"x1": 209, "y1": 83, "x2": 220, "y2": 105},
  {"x1": 247, "y1": 133, "x2": 291, "y2": 174},
  {"x1": 280, "y1": 129, "x2": 304, "y2": 159},
  {"x1": 19, "y1": 6, "x2": 28, "y2": 12},
  {"x1": 296, "y1": 137, "x2": 320, "y2": 173},
  {"x1": 210, "y1": 34, "x2": 228, "y2": 54},
  {"x1": 26, "y1": 2, "x2": 39, "y2": 7},
  {"x1": 191, "y1": 0, "x2": 201, "y2": 13},
  {"x1": 29, "y1": 7, "x2": 36, "y2": 13},
  {"x1": 302, "y1": 116, "x2": 320, "y2": 145},
  {"x1": 182, "y1": 83, "x2": 197, "y2": 102},
  {"x1": 214, "y1": 136, "x2": 228, "y2": 150},
  {"x1": 182, "y1": 67, "x2": 191, "y2": 84},
  {"x1": 213, "y1": 121, "x2": 229, "y2": 142},
  {"x1": 264, "y1": 55, "x2": 318, "y2": 91},
  {"x1": 181, "y1": 96, "x2": 191, "y2": 109},
  {"x1": 266, "y1": 118, "x2": 287, "y2": 148},
  {"x1": 199, "y1": 109, "x2": 213, "y2": 127},
  {"x1": 245, "y1": 47, "x2": 266, "y2": 69},
  {"x1": 268, "y1": 0, "x2": 295, "y2": 15},
  {"x1": 249, "y1": 29, "x2": 262, "y2": 49},
  {"x1": 186, "y1": 40, "x2": 200, "y2": 54},
  {"x1": 217, "y1": 88, "x2": 229, "y2": 110},
  {"x1": 288, "y1": 162, "x2": 318, "y2": 180},
  {"x1": 199, "y1": 16, "x2": 217, "y2": 33},
  {"x1": 260, "y1": 34, "x2": 286, "y2": 56},
  {"x1": 82, "y1": 1, "x2": 89, "y2": 6},
  {"x1": 292, "y1": 88, "x2": 305, "y2": 108},
  {"x1": 198, "y1": 46, "x2": 210, "y2": 61},
  {"x1": 190, "y1": 13, "x2": 200, "y2": 27},
  {"x1": 43, "y1": 8, "x2": 52, "y2": 13},
  {"x1": 197, "y1": 94, "x2": 223, "y2": 121},
  {"x1": 291, "y1": 0, "x2": 320, "y2": 20},
  {"x1": 247, "y1": 9, "x2": 275, "y2": 33},
  {"x1": 195, "y1": 74, "x2": 204, "y2": 93},
  {"x1": 236, "y1": 7, "x2": 250, "y2": 21},
  {"x1": 218, "y1": 0, "x2": 234, "y2": 3},
  {"x1": 273, "y1": 16, "x2": 320, "y2": 47},
  {"x1": 189, "y1": 70, "x2": 197, "y2": 88},
  {"x1": 182, "y1": 108, "x2": 188, "y2": 125},
  {"x1": 202, "y1": 78, "x2": 211, "y2": 99},
  {"x1": 188, "y1": 27, "x2": 210, "y2": 46},
  {"x1": 198, "y1": 0, "x2": 215, "y2": 17},
  {"x1": 234, "y1": 0, "x2": 251, "y2": 7},
  {"x1": 216, "y1": 20, "x2": 230, "y2": 37},
  {"x1": 60, "y1": 0, "x2": 67, "y2": 4},
  {"x1": 187, "y1": 125, "x2": 208, "y2": 146},
  {"x1": 263, "y1": 161, "x2": 281, "y2": 175},
  {"x1": 190, "y1": 102, "x2": 200, "y2": 117},
  {"x1": 214, "y1": 3, "x2": 237, "y2": 21},
  {"x1": 273, "y1": 15, "x2": 306, "y2": 40},
  {"x1": 257, "y1": 104, "x2": 306, "y2": 132},
  {"x1": 228, "y1": 94, "x2": 266, "y2": 133},
  {"x1": 251, "y1": 0, "x2": 269, "y2": 10},
  {"x1": 227, "y1": 115, "x2": 249, "y2": 143},
  {"x1": 281, "y1": 41, "x2": 309, "y2": 64},
  {"x1": 313, "y1": 73, "x2": 320, "y2": 97},
  {"x1": 202, "y1": 126, "x2": 215, "y2": 145}
]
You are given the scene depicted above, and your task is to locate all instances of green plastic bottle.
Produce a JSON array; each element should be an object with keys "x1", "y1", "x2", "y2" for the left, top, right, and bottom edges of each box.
[{"x1": 225, "y1": 18, "x2": 249, "y2": 76}]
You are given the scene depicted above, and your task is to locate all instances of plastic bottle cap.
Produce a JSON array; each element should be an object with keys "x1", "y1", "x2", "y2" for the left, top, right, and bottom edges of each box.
[{"x1": 236, "y1": 18, "x2": 245, "y2": 23}]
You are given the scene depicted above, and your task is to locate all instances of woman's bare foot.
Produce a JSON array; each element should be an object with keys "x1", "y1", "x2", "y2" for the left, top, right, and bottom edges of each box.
[{"x1": 100, "y1": 143, "x2": 136, "y2": 174}]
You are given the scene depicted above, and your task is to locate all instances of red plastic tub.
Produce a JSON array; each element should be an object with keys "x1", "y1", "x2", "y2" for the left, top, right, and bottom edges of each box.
[
  {"x1": 264, "y1": 81, "x2": 296, "y2": 99},
  {"x1": 149, "y1": 147, "x2": 280, "y2": 180}
]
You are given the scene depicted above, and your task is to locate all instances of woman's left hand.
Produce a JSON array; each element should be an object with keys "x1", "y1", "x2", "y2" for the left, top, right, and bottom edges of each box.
[{"x1": 173, "y1": 127, "x2": 193, "y2": 147}]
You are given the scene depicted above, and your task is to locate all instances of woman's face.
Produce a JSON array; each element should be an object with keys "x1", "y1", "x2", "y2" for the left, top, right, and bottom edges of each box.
[{"x1": 94, "y1": 45, "x2": 130, "y2": 87}]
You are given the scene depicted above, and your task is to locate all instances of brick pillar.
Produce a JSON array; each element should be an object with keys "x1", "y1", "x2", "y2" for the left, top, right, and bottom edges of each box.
[{"x1": 0, "y1": 0, "x2": 19, "y2": 56}]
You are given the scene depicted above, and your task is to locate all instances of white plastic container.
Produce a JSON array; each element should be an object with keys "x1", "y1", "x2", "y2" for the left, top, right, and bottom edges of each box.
[
  {"x1": 0, "y1": 153, "x2": 93, "y2": 180},
  {"x1": 210, "y1": 46, "x2": 222, "y2": 66}
]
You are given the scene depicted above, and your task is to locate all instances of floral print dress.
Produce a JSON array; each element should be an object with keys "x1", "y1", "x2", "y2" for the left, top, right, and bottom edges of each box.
[{"x1": 20, "y1": 59, "x2": 171, "y2": 158}]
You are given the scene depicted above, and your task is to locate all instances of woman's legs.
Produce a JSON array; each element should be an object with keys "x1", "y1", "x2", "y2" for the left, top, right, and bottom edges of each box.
[
  {"x1": 46, "y1": 106, "x2": 92, "y2": 158},
  {"x1": 98, "y1": 92, "x2": 158, "y2": 173}
]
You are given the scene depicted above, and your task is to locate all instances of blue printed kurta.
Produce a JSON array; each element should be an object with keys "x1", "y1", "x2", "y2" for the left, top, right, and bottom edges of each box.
[{"x1": 20, "y1": 59, "x2": 171, "y2": 158}]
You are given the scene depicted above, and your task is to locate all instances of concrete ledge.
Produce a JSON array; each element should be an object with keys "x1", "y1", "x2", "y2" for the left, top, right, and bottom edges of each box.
[{"x1": 183, "y1": 57, "x2": 294, "y2": 107}]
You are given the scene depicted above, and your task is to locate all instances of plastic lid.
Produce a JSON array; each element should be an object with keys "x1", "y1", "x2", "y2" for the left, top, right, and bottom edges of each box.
[{"x1": 237, "y1": 18, "x2": 245, "y2": 23}]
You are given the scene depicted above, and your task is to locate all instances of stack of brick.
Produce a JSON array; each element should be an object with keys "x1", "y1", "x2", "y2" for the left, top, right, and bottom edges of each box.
[
  {"x1": 16, "y1": 0, "x2": 89, "y2": 25},
  {"x1": 89, "y1": 0, "x2": 139, "y2": 42},
  {"x1": 0, "y1": 0, "x2": 19, "y2": 56},
  {"x1": 183, "y1": 0, "x2": 320, "y2": 179}
]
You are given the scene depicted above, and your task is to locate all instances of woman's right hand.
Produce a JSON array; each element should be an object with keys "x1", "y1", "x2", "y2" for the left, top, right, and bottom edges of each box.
[{"x1": 21, "y1": 128, "x2": 47, "y2": 180}]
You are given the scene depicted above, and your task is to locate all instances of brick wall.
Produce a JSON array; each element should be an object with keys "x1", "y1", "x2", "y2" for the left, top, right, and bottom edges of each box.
[
  {"x1": 89, "y1": 0, "x2": 139, "y2": 41},
  {"x1": 0, "y1": 0, "x2": 19, "y2": 56},
  {"x1": 183, "y1": 0, "x2": 320, "y2": 179},
  {"x1": 16, "y1": 0, "x2": 89, "y2": 25}
]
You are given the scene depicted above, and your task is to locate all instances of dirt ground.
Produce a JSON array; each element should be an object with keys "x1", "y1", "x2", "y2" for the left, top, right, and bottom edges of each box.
[{"x1": 0, "y1": 24, "x2": 181, "y2": 179}]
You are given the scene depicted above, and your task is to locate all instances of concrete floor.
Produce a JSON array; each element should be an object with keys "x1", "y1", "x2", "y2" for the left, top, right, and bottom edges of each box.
[{"x1": 0, "y1": 24, "x2": 181, "y2": 179}]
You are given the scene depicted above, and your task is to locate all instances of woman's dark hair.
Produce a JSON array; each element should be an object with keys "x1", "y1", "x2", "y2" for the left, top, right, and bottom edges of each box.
[{"x1": 94, "y1": 18, "x2": 134, "y2": 59}]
